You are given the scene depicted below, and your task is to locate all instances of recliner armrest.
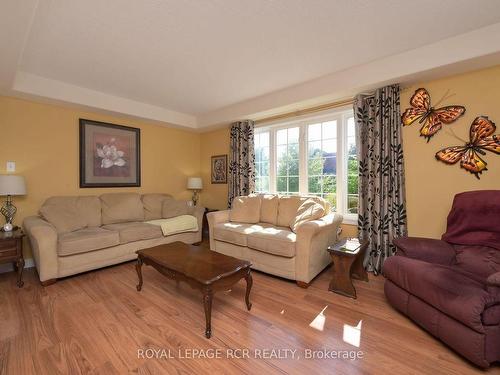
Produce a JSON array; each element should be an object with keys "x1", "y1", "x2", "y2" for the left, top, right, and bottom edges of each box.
[
  {"x1": 393, "y1": 237, "x2": 456, "y2": 265},
  {"x1": 487, "y1": 272, "x2": 500, "y2": 287},
  {"x1": 487, "y1": 272, "x2": 500, "y2": 299}
]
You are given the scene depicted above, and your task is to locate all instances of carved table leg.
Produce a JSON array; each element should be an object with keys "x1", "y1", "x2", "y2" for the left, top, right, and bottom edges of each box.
[
  {"x1": 244, "y1": 270, "x2": 252, "y2": 311},
  {"x1": 16, "y1": 257, "x2": 24, "y2": 288},
  {"x1": 136, "y1": 257, "x2": 143, "y2": 291},
  {"x1": 203, "y1": 289, "x2": 213, "y2": 338},
  {"x1": 329, "y1": 255, "x2": 356, "y2": 298}
]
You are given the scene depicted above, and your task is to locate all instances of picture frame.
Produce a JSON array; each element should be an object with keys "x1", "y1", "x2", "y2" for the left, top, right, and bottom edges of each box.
[
  {"x1": 79, "y1": 119, "x2": 141, "y2": 188},
  {"x1": 211, "y1": 154, "x2": 227, "y2": 184}
]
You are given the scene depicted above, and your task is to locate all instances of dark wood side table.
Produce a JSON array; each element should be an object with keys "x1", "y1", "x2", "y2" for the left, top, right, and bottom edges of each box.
[
  {"x1": 0, "y1": 228, "x2": 25, "y2": 288},
  {"x1": 202, "y1": 208, "x2": 219, "y2": 240},
  {"x1": 327, "y1": 238, "x2": 368, "y2": 299}
]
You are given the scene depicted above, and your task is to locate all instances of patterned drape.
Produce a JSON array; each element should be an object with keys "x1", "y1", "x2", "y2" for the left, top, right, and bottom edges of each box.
[
  {"x1": 228, "y1": 120, "x2": 255, "y2": 208},
  {"x1": 354, "y1": 84, "x2": 407, "y2": 274}
]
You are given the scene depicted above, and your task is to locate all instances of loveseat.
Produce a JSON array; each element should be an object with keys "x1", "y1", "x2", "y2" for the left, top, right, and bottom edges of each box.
[
  {"x1": 383, "y1": 190, "x2": 500, "y2": 367},
  {"x1": 24, "y1": 193, "x2": 204, "y2": 285},
  {"x1": 207, "y1": 194, "x2": 343, "y2": 287}
]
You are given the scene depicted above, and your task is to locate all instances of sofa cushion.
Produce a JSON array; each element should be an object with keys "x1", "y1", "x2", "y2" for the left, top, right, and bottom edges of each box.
[
  {"x1": 142, "y1": 194, "x2": 172, "y2": 220},
  {"x1": 483, "y1": 304, "x2": 500, "y2": 325},
  {"x1": 230, "y1": 195, "x2": 261, "y2": 223},
  {"x1": 101, "y1": 193, "x2": 144, "y2": 224},
  {"x1": 162, "y1": 199, "x2": 189, "y2": 219},
  {"x1": 290, "y1": 198, "x2": 325, "y2": 232},
  {"x1": 277, "y1": 196, "x2": 304, "y2": 227},
  {"x1": 259, "y1": 194, "x2": 278, "y2": 225},
  {"x1": 102, "y1": 222, "x2": 163, "y2": 244},
  {"x1": 58, "y1": 228, "x2": 120, "y2": 256},
  {"x1": 40, "y1": 196, "x2": 102, "y2": 234},
  {"x1": 277, "y1": 195, "x2": 330, "y2": 227},
  {"x1": 383, "y1": 256, "x2": 496, "y2": 332},
  {"x1": 213, "y1": 222, "x2": 265, "y2": 246},
  {"x1": 454, "y1": 245, "x2": 500, "y2": 279},
  {"x1": 40, "y1": 199, "x2": 86, "y2": 234},
  {"x1": 247, "y1": 227, "x2": 296, "y2": 257}
]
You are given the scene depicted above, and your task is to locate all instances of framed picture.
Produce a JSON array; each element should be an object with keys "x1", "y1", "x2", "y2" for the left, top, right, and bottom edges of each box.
[
  {"x1": 211, "y1": 154, "x2": 227, "y2": 184},
  {"x1": 79, "y1": 119, "x2": 141, "y2": 187}
]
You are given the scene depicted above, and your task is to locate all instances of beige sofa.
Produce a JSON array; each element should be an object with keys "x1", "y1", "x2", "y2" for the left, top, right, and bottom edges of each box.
[
  {"x1": 24, "y1": 193, "x2": 204, "y2": 285},
  {"x1": 207, "y1": 194, "x2": 342, "y2": 287}
]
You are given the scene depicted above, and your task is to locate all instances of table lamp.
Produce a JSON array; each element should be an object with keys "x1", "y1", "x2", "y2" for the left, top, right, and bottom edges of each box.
[
  {"x1": 0, "y1": 175, "x2": 27, "y2": 231},
  {"x1": 187, "y1": 177, "x2": 202, "y2": 206}
]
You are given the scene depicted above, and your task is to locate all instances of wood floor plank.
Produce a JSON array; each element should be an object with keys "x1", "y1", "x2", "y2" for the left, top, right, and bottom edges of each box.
[{"x1": 0, "y1": 260, "x2": 498, "y2": 375}]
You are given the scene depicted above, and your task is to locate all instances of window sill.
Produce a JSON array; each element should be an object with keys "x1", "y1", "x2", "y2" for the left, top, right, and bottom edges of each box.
[{"x1": 341, "y1": 214, "x2": 358, "y2": 226}]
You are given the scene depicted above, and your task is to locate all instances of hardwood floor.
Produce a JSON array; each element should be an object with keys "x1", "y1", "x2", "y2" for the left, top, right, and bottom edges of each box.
[{"x1": 0, "y1": 261, "x2": 498, "y2": 375}]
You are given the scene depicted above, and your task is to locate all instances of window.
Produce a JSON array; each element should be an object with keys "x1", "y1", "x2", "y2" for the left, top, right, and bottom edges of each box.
[
  {"x1": 254, "y1": 109, "x2": 358, "y2": 223},
  {"x1": 254, "y1": 132, "x2": 270, "y2": 193},
  {"x1": 307, "y1": 120, "x2": 337, "y2": 208},
  {"x1": 276, "y1": 127, "x2": 299, "y2": 194}
]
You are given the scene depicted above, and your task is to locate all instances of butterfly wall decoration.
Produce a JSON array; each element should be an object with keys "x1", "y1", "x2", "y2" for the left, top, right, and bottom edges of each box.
[
  {"x1": 402, "y1": 88, "x2": 466, "y2": 141},
  {"x1": 435, "y1": 116, "x2": 500, "y2": 179}
]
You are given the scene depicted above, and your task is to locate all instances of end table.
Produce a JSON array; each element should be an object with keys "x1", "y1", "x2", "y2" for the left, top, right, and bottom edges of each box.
[
  {"x1": 202, "y1": 208, "x2": 219, "y2": 240},
  {"x1": 327, "y1": 238, "x2": 368, "y2": 298},
  {"x1": 0, "y1": 228, "x2": 25, "y2": 287}
]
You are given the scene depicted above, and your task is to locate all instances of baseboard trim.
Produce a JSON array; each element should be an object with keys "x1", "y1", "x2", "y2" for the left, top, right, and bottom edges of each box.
[{"x1": 0, "y1": 258, "x2": 34, "y2": 274}]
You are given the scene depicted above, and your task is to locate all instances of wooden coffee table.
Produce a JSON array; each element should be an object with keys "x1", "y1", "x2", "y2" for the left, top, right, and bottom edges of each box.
[{"x1": 135, "y1": 241, "x2": 252, "y2": 338}]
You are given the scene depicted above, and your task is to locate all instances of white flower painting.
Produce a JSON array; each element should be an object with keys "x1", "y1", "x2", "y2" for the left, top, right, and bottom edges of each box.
[
  {"x1": 96, "y1": 138, "x2": 127, "y2": 169},
  {"x1": 80, "y1": 119, "x2": 140, "y2": 187}
]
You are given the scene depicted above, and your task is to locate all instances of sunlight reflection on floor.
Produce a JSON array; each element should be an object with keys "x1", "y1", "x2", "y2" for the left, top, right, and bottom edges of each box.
[
  {"x1": 309, "y1": 306, "x2": 328, "y2": 331},
  {"x1": 343, "y1": 320, "x2": 362, "y2": 347}
]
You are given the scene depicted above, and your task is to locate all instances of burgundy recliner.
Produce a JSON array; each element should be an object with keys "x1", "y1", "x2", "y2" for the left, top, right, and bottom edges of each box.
[{"x1": 383, "y1": 190, "x2": 500, "y2": 368}]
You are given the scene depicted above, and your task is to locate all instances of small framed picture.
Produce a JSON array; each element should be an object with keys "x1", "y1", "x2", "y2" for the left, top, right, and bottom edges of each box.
[
  {"x1": 79, "y1": 119, "x2": 141, "y2": 187},
  {"x1": 211, "y1": 155, "x2": 227, "y2": 184}
]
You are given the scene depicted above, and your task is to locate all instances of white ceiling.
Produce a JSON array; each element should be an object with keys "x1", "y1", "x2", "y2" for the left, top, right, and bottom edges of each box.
[{"x1": 2, "y1": 0, "x2": 500, "y2": 129}]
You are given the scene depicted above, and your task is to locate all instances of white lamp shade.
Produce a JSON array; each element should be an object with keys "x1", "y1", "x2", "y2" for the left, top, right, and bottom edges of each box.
[
  {"x1": 0, "y1": 175, "x2": 27, "y2": 196},
  {"x1": 187, "y1": 177, "x2": 203, "y2": 190}
]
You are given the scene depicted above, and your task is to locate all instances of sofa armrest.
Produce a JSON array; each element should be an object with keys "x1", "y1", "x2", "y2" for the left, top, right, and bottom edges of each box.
[
  {"x1": 23, "y1": 216, "x2": 59, "y2": 282},
  {"x1": 295, "y1": 213, "x2": 343, "y2": 283},
  {"x1": 207, "y1": 210, "x2": 230, "y2": 250},
  {"x1": 393, "y1": 237, "x2": 456, "y2": 265},
  {"x1": 188, "y1": 205, "x2": 205, "y2": 240}
]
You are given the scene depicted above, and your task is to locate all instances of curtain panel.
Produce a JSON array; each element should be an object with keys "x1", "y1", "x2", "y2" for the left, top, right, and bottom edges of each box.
[
  {"x1": 354, "y1": 84, "x2": 407, "y2": 274},
  {"x1": 228, "y1": 120, "x2": 255, "y2": 208}
]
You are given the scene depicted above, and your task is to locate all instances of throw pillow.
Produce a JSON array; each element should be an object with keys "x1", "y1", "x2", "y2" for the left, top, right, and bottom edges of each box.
[
  {"x1": 162, "y1": 199, "x2": 190, "y2": 219},
  {"x1": 260, "y1": 194, "x2": 278, "y2": 225},
  {"x1": 290, "y1": 198, "x2": 325, "y2": 232},
  {"x1": 230, "y1": 195, "x2": 261, "y2": 223}
]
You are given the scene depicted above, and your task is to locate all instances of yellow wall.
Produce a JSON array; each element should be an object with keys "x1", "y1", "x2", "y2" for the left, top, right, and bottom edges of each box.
[
  {"x1": 0, "y1": 96, "x2": 201, "y2": 257},
  {"x1": 199, "y1": 126, "x2": 231, "y2": 210},
  {"x1": 402, "y1": 65, "x2": 500, "y2": 239}
]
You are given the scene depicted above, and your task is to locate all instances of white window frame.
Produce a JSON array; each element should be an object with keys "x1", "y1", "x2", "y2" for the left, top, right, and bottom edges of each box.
[{"x1": 255, "y1": 107, "x2": 358, "y2": 225}]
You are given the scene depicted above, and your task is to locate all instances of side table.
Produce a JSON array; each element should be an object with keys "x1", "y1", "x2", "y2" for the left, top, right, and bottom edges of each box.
[
  {"x1": 202, "y1": 208, "x2": 219, "y2": 240},
  {"x1": 327, "y1": 238, "x2": 368, "y2": 298},
  {"x1": 0, "y1": 228, "x2": 25, "y2": 287}
]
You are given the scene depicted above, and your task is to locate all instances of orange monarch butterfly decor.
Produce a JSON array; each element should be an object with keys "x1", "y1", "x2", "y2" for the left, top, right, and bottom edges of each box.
[
  {"x1": 402, "y1": 88, "x2": 466, "y2": 141},
  {"x1": 435, "y1": 116, "x2": 500, "y2": 179}
]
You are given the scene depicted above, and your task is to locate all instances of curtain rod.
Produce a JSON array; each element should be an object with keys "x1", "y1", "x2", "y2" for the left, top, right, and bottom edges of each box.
[{"x1": 254, "y1": 98, "x2": 354, "y2": 125}]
